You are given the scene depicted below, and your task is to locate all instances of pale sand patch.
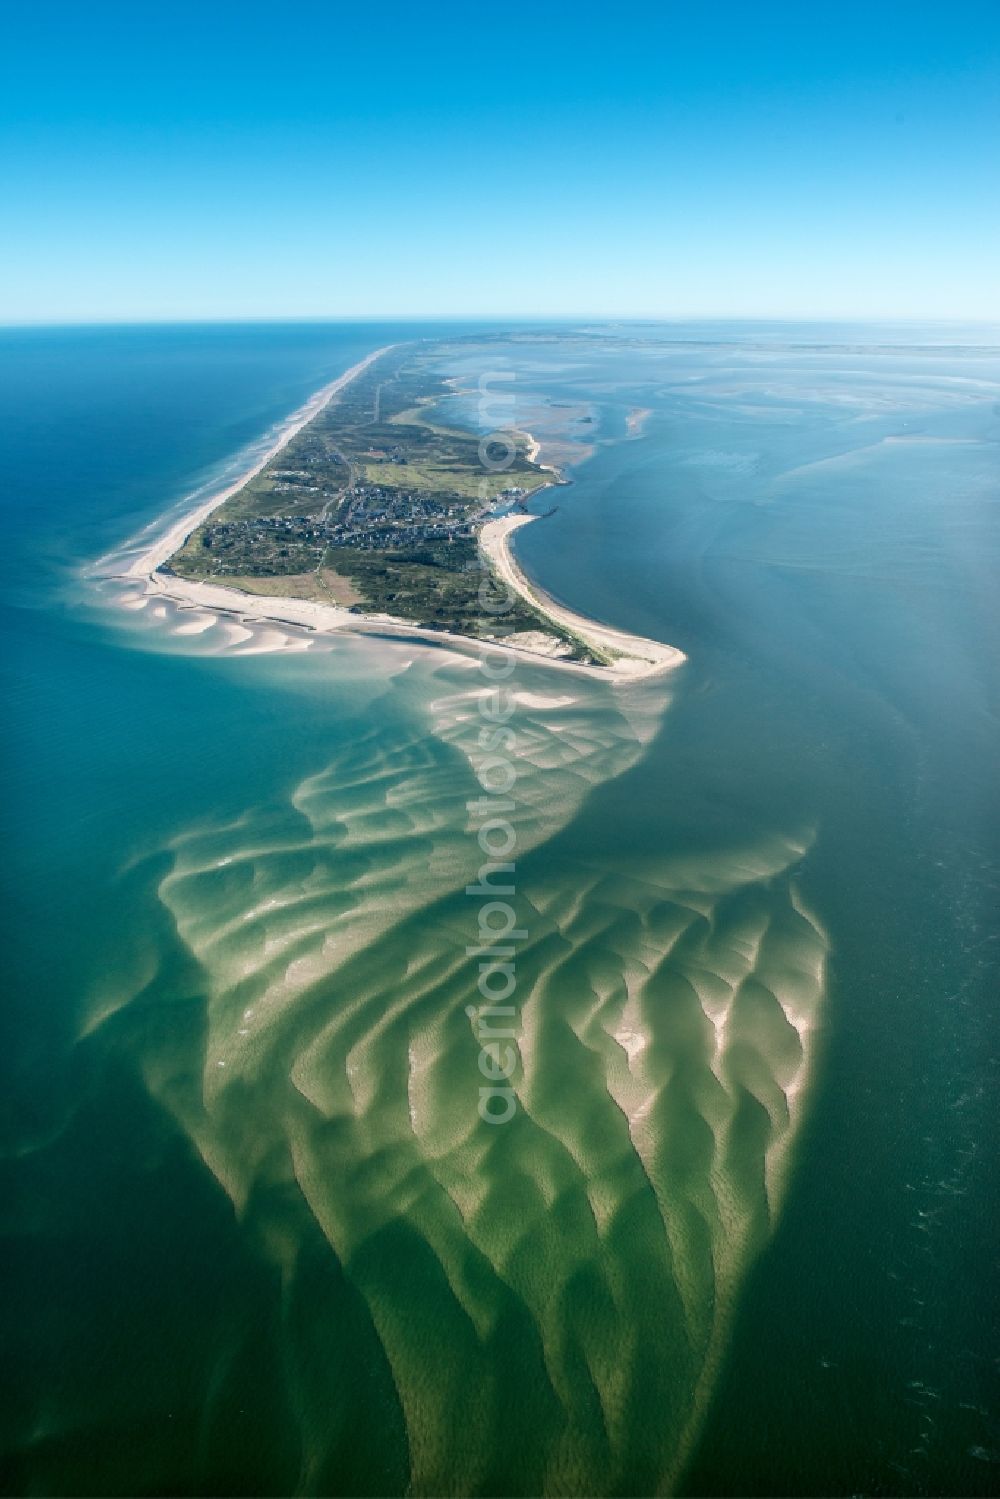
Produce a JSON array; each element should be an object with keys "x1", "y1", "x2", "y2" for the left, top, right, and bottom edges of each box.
[
  {"x1": 613, "y1": 1027, "x2": 649, "y2": 1063},
  {"x1": 514, "y1": 692, "x2": 579, "y2": 709},
  {"x1": 220, "y1": 622, "x2": 254, "y2": 647},
  {"x1": 172, "y1": 612, "x2": 215, "y2": 636},
  {"x1": 517, "y1": 429, "x2": 546, "y2": 468},
  {"x1": 500, "y1": 629, "x2": 576, "y2": 659},
  {"x1": 231, "y1": 626, "x2": 312, "y2": 655}
]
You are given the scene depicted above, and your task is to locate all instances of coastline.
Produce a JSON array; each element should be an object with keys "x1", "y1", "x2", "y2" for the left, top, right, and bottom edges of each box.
[
  {"x1": 121, "y1": 346, "x2": 394, "y2": 577},
  {"x1": 478, "y1": 512, "x2": 686, "y2": 678},
  {"x1": 109, "y1": 356, "x2": 686, "y2": 682}
]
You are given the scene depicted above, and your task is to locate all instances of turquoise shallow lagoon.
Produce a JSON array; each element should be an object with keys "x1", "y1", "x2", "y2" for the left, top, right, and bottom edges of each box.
[{"x1": 1, "y1": 322, "x2": 997, "y2": 1496}]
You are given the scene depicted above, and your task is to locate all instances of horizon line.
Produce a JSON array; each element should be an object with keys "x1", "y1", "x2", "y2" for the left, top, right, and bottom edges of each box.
[{"x1": 4, "y1": 312, "x2": 1000, "y2": 331}]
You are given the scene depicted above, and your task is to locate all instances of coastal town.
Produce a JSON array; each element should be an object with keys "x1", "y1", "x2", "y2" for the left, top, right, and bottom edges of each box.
[{"x1": 192, "y1": 479, "x2": 532, "y2": 574}]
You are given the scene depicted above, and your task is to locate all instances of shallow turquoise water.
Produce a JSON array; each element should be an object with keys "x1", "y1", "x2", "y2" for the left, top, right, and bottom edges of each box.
[{"x1": 1, "y1": 323, "x2": 997, "y2": 1496}]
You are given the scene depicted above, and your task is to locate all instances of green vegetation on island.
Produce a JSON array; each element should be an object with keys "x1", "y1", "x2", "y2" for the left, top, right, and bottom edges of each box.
[{"x1": 164, "y1": 346, "x2": 586, "y2": 654}]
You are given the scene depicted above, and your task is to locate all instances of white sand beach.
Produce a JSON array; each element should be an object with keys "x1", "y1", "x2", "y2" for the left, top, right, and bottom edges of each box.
[{"x1": 478, "y1": 513, "x2": 686, "y2": 679}]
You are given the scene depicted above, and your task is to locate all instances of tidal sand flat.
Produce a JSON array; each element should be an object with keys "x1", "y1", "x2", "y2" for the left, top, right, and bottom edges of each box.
[{"x1": 90, "y1": 636, "x2": 826, "y2": 1495}]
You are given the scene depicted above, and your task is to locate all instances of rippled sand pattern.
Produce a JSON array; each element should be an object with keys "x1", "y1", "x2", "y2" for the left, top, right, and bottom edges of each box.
[{"x1": 103, "y1": 652, "x2": 826, "y2": 1495}]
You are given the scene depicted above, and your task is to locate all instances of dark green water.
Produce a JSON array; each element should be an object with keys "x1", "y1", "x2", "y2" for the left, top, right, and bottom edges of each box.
[{"x1": 1, "y1": 324, "x2": 997, "y2": 1496}]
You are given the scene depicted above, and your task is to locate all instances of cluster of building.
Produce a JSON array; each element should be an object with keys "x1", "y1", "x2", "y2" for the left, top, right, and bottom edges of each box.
[{"x1": 197, "y1": 482, "x2": 481, "y2": 573}]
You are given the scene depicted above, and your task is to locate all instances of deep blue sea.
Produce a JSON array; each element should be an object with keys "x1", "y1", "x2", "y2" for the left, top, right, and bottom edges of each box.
[{"x1": 1, "y1": 321, "x2": 997, "y2": 1497}]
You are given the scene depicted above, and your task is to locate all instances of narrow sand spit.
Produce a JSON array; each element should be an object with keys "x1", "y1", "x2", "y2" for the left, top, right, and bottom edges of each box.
[{"x1": 479, "y1": 513, "x2": 686, "y2": 679}]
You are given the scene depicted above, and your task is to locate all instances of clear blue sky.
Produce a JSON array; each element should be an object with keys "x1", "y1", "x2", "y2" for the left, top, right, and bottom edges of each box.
[{"x1": 2, "y1": 0, "x2": 998, "y2": 323}]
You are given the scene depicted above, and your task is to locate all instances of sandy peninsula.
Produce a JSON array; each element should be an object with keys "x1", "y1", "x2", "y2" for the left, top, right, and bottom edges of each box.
[{"x1": 112, "y1": 357, "x2": 685, "y2": 683}]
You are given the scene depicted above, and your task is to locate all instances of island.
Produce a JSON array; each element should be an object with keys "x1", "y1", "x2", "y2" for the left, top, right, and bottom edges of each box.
[{"x1": 125, "y1": 343, "x2": 684, "y2": 678}]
